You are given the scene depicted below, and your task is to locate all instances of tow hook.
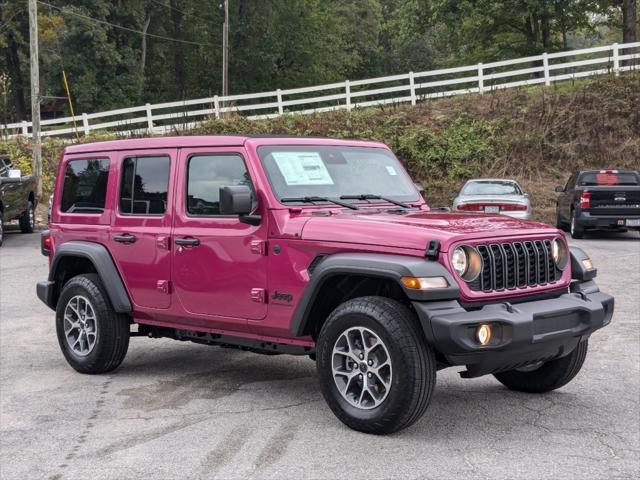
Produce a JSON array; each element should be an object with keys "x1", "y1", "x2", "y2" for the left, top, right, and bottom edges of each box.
[{"x1": 503, "y1": 302, "x2": 515, "y2": 313}]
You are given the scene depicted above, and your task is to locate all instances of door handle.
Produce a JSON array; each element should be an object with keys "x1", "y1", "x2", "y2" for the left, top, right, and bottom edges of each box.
[
  {"x1": 113, "y1": 234, "x2": 137, "y2": 244},
  {"x1": 174, "y1": 237, "x2": 200, "y2": 247}
]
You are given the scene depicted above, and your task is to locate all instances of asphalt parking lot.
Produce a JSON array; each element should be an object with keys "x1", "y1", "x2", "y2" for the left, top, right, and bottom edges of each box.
[{"x1": 1, "y1": 229, "x2": 638, "y2": 480}]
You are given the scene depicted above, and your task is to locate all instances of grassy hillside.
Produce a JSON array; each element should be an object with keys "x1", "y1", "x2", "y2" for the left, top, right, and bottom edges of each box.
[{"x1": 2, "y1": 73, "x2": 639, "y2": 224}]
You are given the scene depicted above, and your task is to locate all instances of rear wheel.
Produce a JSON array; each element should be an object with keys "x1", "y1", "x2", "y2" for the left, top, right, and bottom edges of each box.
[
  {"x1": 570, "y1": 209, "x2": 585, "y2": 239},
  {"x1": 316, "y1": 296, "x2": 436, "y2": 434},
  {"x1": 494, "y1": 340, "x2": 588, "y2": 393},
  {"x1": 56, "y1": 274, "x2": 130, "y2": 374},
  {"x1": 19, "y1": 201, "x2": 35, "y2": 233}
]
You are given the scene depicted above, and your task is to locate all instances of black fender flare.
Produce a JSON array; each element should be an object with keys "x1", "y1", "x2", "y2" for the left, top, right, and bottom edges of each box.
[
  {"x1": 290, "y1": 252, "x2": 459, "y2": 337},
  {"x1": 45, "y1": 241, "x2": 132, "y2": 313}
]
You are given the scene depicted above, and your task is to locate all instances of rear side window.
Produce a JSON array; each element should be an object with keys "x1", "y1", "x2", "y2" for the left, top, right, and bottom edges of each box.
[
  {"x1": 60, "y1": 159, "x2": 110, "y2": 213},
  {"x1": 119, "y1": 156, "x2": 170, "y2": 215},
  {"x1": 578, "y1": 172, "x2": 639, "y2": 186},
  {"x1": 187, "y1": 154, "x2": 251, "y2": 216}
]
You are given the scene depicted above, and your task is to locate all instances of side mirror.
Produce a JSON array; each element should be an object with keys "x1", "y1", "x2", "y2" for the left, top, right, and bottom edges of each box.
[
  {"x1": 8, "y1": 168, "x2": 21, "y2": 178},
  {"x1": 219, "y1": 185, "x2": 261, "y2": 226},
  {"x1": 555, "y1": 186, "x2": 565, "y2": 193}
]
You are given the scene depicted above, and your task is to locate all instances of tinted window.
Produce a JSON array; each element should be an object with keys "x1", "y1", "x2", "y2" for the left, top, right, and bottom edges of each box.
[
  {"x1": 187, "y1": 154, "x2": 251, "y2": 215},
  {"x1": 60, "y1": 159, "x2": 110, "y2": 213},
  {"x1": 119, "y1": 156, "x2": 170, "y2": 215},
  {"x1": 578, "y1": 171, "x2": 639, "y2": 186},
  {"x1": 461, "y1": 181, "x2": 522, "y2": 195}
]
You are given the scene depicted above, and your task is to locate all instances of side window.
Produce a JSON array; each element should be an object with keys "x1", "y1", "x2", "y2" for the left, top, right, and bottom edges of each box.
[
  {"x1": 566, "y1": 173, "x2": 577, "y2": 190},
  {"x1": 119, "y1": 156, "x2": 170, "y2": 215},
  {"x1": 60, "y1": 158, "x2": 110, "y2": 213},
  {"x1": 187, "y1": 154, "x2": 251, "y2": 216}
]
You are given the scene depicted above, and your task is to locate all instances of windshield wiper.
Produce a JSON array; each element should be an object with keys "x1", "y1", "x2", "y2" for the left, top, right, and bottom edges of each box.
[
  {"x1": 281, "y1": 196, "x2": 359, "y2": 210},
  {"x1": 340, "y1": 194, "x2": 410, "y2": 209}
]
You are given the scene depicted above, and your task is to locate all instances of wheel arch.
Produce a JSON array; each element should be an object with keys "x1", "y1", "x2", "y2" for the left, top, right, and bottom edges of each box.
[
  {"x1": 290, "y1": 252, "x2": 459, "y2": 339},
  {"x1": 47, "y1": 241, "x2": 132, "y2": 313}
]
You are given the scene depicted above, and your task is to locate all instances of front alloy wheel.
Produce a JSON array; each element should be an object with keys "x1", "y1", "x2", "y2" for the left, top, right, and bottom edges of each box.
[
  {"x1": 317, "y1": 296, "x2": 436, "y2": 434},
  {"x1": 332, "y1": 327, "x2": 392, "y2": 409}
]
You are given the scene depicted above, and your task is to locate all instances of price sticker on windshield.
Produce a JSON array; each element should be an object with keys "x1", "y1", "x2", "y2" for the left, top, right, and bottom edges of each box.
[{"x1": 272, "y1": 152, "x2": 335, "y2": 186}]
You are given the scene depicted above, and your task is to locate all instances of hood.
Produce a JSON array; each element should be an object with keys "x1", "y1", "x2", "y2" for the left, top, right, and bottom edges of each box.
[{"x1": 300, "y1": 210, "x2": 557, "y2": 252}]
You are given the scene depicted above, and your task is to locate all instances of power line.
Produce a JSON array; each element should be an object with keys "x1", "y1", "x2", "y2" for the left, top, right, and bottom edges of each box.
[
  {"x1": 148, "y1": 0, "x2": 205, "y2": 21},
  {"x1": 37, "y1": 1, "x2": 216, "y2": 47}
]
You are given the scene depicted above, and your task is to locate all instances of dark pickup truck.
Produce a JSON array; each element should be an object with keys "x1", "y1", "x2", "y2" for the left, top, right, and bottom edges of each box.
[
  {"x1": 0, "y1": 155, "x2": 37, "y2": 246},
  {"x1": 555, "y1": 169, "x2": 640, "y2": 238}
]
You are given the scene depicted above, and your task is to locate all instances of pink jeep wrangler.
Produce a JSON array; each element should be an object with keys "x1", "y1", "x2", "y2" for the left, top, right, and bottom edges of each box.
[{"x1": 37, "y1": 136, "x2": 613, "y2": 434}]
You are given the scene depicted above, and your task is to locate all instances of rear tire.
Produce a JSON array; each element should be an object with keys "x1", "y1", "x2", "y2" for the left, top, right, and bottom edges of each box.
[
  {"x1": 56, "y1": 274, "x2": 130, "y2": 374},
  {"x1": 316, "y1": 296, "x2": 436, "y2": 434},
  {"x1": 493, "y1": 340, "x2": 588, "y2": 393},
  {"x1": 19, "y1": 201, "x2": 35, "y2": 233},
  {"x1": 570, "y1": 209, "x2": 585, "y2": 239}
]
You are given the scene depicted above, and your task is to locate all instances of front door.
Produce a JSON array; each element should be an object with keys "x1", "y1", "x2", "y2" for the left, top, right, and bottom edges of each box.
[
  {"x1": 171, "y1": 148, "x2": 268, "y2": 331},
  {"x1": 109, "y1": 149, "x2": 176, "y2": 309}
]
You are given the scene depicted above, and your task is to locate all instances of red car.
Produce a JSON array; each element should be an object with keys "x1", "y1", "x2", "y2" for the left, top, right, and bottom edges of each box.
[{"x1": 37, "y1": 136, "x2": 613, "y2": 434}]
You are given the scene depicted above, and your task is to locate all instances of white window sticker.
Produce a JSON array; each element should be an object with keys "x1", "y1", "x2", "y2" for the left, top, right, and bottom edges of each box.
[
  {"x1": 385, "y1": 165, "x2": 397, "y2": 176},
  {"x1": 272, "y1": 152, "x2": 334, "y2": 186}
]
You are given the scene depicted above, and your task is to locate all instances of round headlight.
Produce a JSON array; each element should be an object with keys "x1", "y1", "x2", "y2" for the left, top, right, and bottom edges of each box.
[
  {"x1": 551, "y1": 238, "x2": 569, "y2": 270},
  {"x1": 451, "y1": 246, "x2": 482, "y2": 281},
  {"x1": 451, "y1": 247, "x2": 468, "y2": 277}
]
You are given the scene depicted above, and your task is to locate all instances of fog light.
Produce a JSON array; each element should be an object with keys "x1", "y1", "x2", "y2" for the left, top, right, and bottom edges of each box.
[
  {"x1": 581, "y1": 258, "x2": 594, "y2": 270},
  {"x1": 476, "y1": 324, "x2": 492, "y2": 346}
]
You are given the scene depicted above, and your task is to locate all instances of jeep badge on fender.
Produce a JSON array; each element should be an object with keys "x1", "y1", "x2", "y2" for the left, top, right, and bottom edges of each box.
[{"x1": 37, "y1": 136, "x2": 614, "y2": 434}]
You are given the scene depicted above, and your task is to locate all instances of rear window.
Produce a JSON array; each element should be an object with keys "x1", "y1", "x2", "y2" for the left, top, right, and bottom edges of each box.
[
  {"x1": 119, "y1": 156, "x2": 170, "y2": 215},
  {"x1": 461, "y1": 181, "x2": 522, "y2": 196},
  {"x1": 60, "y1": 159, "x2": 110, "y2": 213},
  {"x1": 578, "y1": 172, "x2": 639, "y2": 186}
]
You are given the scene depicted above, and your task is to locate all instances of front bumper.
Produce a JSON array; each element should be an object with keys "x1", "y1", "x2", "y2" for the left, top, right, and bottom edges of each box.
[
  {"x1": 413, "y1": 280, "x2": 613, "y2": 377},
  {"x1": 576, "y1": 211, "x2": 640, "y2": 229}
]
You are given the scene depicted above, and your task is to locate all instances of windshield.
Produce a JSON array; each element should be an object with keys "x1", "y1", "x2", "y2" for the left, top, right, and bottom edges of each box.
[
  {"x1": 258, "y1": 145, "x2": 420, "y2": 204},
  {"x1": 461, "y1": 180, "x2": 522, "y2": 196},
  {"x1": 578, "y1": 171, "x2": 639, "y2": 186}
]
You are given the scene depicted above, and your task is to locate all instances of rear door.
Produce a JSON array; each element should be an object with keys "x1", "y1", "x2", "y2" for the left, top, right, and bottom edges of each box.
[
  {"x1": 171, "y1": 147, "x2": 268, "y2": 331},
  {"x1": 109, "y1": 149, "x2": 176, "y2": 309}
]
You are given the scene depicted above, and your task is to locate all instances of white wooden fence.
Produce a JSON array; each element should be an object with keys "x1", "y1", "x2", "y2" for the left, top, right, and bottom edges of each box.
[{"x1": 2, "y1": 41, "x2": 639, "y2": 139}]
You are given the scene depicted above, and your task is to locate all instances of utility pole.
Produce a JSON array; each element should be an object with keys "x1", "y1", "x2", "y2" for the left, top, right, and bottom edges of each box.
[
  {"x1": 28, "y1": 0, "x2": 42, "y2": 198},
  {"x1": 222, "y1": 0, "x2": 229, "y2": 101}
]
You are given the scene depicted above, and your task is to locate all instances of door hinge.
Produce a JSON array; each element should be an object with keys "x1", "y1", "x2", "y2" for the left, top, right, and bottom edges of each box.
[
  {"x1": 250, "y1": 240, "x2": 267, "y2": 255},
  {"x1": 250, "y1": 288, "x2": 266, "y2": 303},
  {"x1": 156, "y1": 280, "x2": 171, "y2": 294}
]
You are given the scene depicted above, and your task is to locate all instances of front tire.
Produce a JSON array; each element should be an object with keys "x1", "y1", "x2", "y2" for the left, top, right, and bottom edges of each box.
[
  {"x1": 19, "y1": 201, "x2": 35, "y2": 233},
  {"x1": 493, "y1": 340, "x2": 588, "y2": 393},
  {"x1": 570, "y1": 209, "x2": 585, "y2": 239},
  {"x1": 316, "y1": 296, "x2": 436, "y2": 434},
  {"x1": 56, "y1": 274, "x2": 130, "y2": 374}
]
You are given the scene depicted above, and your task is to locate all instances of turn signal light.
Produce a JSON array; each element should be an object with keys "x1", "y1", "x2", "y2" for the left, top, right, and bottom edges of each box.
[
  {"x1": 581, "y1": 258, "x2": 594, "y2": 270},
  {"x1": 476, "y1": 324, "x2": 492, "y2": 346},
  {"x1": 401, "y1": 276, "x2": 449, "y2": 290}
]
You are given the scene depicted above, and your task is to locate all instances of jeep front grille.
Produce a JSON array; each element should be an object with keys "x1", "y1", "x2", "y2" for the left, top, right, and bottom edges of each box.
[{"x1": 468, "y1": 240, "x2": 560, "y2": 292}]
